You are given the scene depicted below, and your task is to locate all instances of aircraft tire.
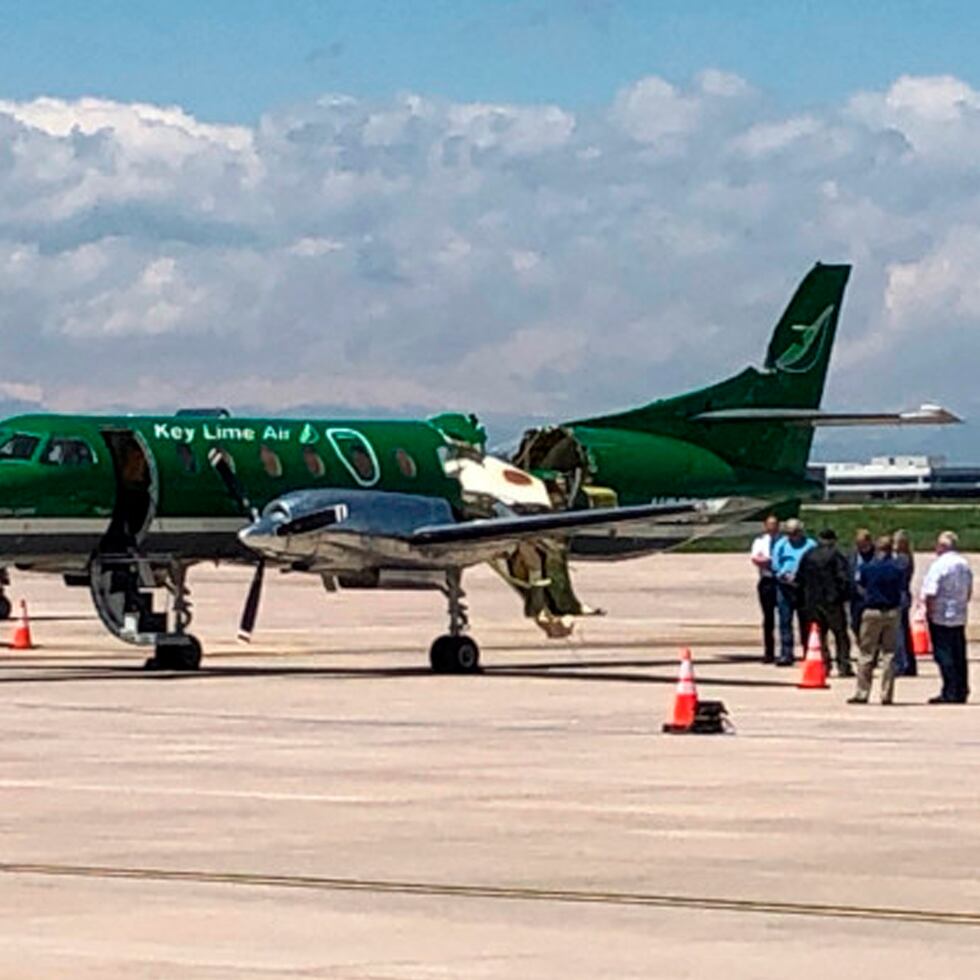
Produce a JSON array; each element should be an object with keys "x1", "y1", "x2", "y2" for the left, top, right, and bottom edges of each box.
[
  {"x1": 0, "y1": 595, "x2": 11, "y2": 620},
  {"x1": 429, "y1": 635, "x2": 455, "y2": 673},
  {"x1": 453, "y1": 637, "x2": 481, "y2": 673},
  {"x1": 429, "y1": 635, "x2": 480, "y2": 674},
  {"x1": 144, "y1": 634, "x2": 203, "y2": 672}
]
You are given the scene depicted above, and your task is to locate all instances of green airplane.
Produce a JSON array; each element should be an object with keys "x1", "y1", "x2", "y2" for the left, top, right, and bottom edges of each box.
[{"x1": 0, "y1": 262, "x2": 955, "y2": 670}]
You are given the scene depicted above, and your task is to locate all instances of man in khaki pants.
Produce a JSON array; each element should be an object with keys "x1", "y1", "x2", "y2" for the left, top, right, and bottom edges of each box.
[{"x1": 848, "y1": 535, "x2": 904, "y2": 705}]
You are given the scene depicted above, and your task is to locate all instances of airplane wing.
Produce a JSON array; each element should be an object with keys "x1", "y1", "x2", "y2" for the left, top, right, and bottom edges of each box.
[
  {"x1": 408, "y1": 500, "x2": 701, "y2": 560},
  {"x1": 239, "y1": 491, "x2": 720, "y2": 571},
  {"x1": 691, "y1": 403, "x2": 961, "y2": 426}
]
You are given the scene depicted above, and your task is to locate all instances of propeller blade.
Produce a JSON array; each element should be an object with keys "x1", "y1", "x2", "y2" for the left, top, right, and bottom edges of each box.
[
  {"x1": 209, "y1": 448, "x2": 256, "y2": 519},
  {"x1": 237, "y1": 560, "x2": 265, "y2": 643}
]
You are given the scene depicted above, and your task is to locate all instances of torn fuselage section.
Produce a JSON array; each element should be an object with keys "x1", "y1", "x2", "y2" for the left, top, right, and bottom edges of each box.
[
  {"x1": 512, "y1": 425, "x2": 614, "y2": 511},
  {"x1": 510, "y1": 424, "x2": 768, "y2": 559},
  {"x1": 435, "y1": 422, "x2": 598, "y2": 638}
]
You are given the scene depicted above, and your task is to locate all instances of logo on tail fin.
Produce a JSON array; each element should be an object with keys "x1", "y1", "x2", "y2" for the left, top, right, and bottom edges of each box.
[{"x1": 774, "y1": 305, "x2": 835, "y2": 374}]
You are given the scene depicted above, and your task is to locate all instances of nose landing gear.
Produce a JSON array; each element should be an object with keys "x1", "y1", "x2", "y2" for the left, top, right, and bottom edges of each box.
[
  {"x1": 146, "y1": 632, "x2": 203, "y2": 672},
  {"x1": 428, "y1": 569, "x2": 481, "y2": 674}
]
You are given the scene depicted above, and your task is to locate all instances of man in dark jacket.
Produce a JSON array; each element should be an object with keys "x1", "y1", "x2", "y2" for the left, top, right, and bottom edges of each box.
[
  {"x1": 799, "y1": 528, "x2": 853, "y2": 677},
  {"x1": 848, "y1": 535, "x2": 905, "y2": 705},
  {"x1": 848, "y1": 528, "x2": 875, "y2": 640}
]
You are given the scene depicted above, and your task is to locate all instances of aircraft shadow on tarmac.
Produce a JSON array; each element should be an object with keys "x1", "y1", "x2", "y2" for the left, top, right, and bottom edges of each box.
[{"x1": 0, "y1": 653, "x2": 794, "y2": 689}]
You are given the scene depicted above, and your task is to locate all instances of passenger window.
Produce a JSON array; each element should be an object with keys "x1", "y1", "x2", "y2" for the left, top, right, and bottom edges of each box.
[
  {"x1": 394, "y1": 448, "x2": 418, "y2": 479},
  {"x1": 175, "y1": 443, "x2": 198, "y2": 474},
  {"x1": 0, "y1": 433, "x2": 39, "y2": 460},
  {"x1": 351, "y1": 447, "x2": 373, "y2": 480},
  {"x1": 260, "y1": 444, "x2": 283, "y2": 478},
  {"x1": 303, "y1": 446, "x2": 326, "y2": 478},
  {"x1": 41, "y1": 438, "x2": 94, "y2": 466},
  {"x1": 326, "y1": 428, "x2": 379, "y2": 487}
]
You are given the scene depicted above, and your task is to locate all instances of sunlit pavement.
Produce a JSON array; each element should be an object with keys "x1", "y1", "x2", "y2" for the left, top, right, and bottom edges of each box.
[{"x1": 0, "y1": 555, "x2": 977, "y2": 978}]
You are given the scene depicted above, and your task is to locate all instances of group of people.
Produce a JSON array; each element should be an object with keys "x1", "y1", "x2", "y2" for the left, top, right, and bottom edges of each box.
[{"x1": 751, "y1": 516, "x2": 972, "y2": 705}]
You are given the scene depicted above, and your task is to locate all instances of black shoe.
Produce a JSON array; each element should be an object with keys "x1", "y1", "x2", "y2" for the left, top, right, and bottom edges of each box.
[
  {"x1": 847, "y1": 696, "x2": 868, "y2": 704},
  {"x1": 763, "y1": 656, "x2": 775, "y2": 664},
  {"x1": 928, "y1": 696, "x2": 950, "y2": 704},
  {"x1": 838, "y1": 667, "x2": 855, "y2": 678},
  {"x1": 775, "y1": 658, "x2": 795, "y2": 667}
]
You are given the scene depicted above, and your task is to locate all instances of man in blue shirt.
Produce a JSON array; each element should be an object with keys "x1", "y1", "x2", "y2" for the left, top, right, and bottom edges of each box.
[
  {"x1": 771, "y1": 518, "x2": 817, "y2": 665},
  {"x1": 848, "y1": 535, "x2": 905, "y2": 705}
]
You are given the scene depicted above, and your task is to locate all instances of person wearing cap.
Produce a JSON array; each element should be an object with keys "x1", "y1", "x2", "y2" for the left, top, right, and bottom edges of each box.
[
  {"x1": 798, "y1": 528, "x2": 853, "y2": 677},
  {"x1": 848, "y1": 535, "x2": 904, "y2": 705},
  {"x1": 749, "y1": 514, "x2": 781, "y2": 663},
  {"x1": 771, "y1": 518, "x2": 816, "y2": 666},
  {"x1": 921, "y1": 531, "x2": 973, "y2": 704}
]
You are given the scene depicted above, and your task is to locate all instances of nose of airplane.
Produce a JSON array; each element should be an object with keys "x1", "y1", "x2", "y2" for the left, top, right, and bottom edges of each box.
[
  {"x1": 238, "y1": 519, "x2": 282, "y2": 556},
  {"x1": 0, "y1": 464, "x2": 42, "y2": 513}
]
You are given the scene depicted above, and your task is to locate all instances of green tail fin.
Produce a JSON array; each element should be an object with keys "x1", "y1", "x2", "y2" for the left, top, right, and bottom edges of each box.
[{"x1": 570, "y1": 262, "x2": 851, "y2": 478}]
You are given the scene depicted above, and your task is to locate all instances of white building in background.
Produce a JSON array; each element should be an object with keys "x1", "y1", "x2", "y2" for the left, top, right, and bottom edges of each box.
[{"x1": 808, "y1": 455, "x2": 980, "y2": 501}]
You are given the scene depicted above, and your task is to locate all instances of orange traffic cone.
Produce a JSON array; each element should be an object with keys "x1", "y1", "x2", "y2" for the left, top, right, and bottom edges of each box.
[
  {"x1": 663, "y1": 648, "x2": 698, "y2": 733},
  {"x1": 911, "y1": 605, "x2": 932, "y2": 657},
  {"x1": 798, "y1": 623, "x2": 829, "y2": 689},
  {"x1": 11, "y1": 599, "x2": 34, "y2": 650}
]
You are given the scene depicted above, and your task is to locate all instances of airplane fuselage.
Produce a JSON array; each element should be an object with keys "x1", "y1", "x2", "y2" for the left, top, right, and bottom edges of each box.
[
  {"x1": 0, "y1": 413, "x2": 463, "y2": 568},
  {"x1": 0, "y1": 410, "x2": 817, "y2": 572}
]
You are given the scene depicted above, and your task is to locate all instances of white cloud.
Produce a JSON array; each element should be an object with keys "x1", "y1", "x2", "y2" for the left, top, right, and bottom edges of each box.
[
  {"x1": 696, "y1": 69, "x2": 753, "y2": 99},
  {"x1": 846, "y1": 74, "x2": 980, "y2": 164},
  {"x1": 729, "y1": 115, "x2": 823, "y2": 157},
  {"x1": 2, "y1": 74, "x2": 980, "y2": 434},
  {"x1": 886, "y1": 226, "x2": 980, "y2": 323},
  {"x1": 610, "y1": 76, "x2": 701, "y2": 148},
  {"x1": 446, "y1": 101, "x2": 576, "y2": 157},
  {"x1": 0, "y1": 381, "x2": 42, "y2": 402},
  {"x1": 287, "y1": 237, "x2": 345, "y2": 258}
]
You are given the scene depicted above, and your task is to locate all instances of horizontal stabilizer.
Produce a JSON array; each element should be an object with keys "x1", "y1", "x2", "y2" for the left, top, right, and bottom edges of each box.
[{"x1": 691, "y1": 403, "x2": 961, "y2": 427}]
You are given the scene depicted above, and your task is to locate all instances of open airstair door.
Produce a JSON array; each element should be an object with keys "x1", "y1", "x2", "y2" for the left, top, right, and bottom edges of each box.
[
  {"x1": 88, "y1": 429, "x2": 198, "y2": 668},
  {"x1": 99, "y1": 429, "x2": 157, "y2": 551}
]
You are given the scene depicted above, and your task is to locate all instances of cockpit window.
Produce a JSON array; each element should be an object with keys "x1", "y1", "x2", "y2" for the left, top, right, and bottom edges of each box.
[
  {"x1": 326, "y1": 428, "x2": 380, "y2": 487},
  {"x1": 0, "y1": 434, "x2": 40, "y2": 461},
  {"x1": 41, "y1": 438, "x2": 95, "y2": 467}
]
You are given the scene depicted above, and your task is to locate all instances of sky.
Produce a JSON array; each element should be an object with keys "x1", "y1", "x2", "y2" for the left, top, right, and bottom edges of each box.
[
  {"x1": 5, "y1": 1, "x2": 980, "y2": 122},
  {"x1": 0, "y1": 0, "x2": 979, "y2": 459}
]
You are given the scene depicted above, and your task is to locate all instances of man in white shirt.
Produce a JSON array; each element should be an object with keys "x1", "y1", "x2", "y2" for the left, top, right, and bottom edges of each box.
[
  {"x1": 921, "y1": 531, "x2": 973, "y2": 704},
  {"x1": 750, "y1": 515, "x2": 781, "y2": 663}
]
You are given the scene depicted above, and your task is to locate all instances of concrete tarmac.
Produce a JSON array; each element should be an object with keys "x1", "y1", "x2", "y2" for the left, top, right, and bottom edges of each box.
[{"x1": 0, "y1": 554, "x2": 978, "y2": 978}]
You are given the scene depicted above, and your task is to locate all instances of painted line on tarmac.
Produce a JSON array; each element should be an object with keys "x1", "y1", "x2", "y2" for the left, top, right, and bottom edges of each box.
[{"x1": 0, "y1": 862, "x2": 977, "y2": 928}]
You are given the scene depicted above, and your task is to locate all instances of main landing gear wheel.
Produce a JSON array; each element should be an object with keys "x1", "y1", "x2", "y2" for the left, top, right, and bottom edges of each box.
[
  {"x1": 429, "y1": 634, "x2": 481, "y2": 674},
  {"x1": 0, "y1": 595, "x2": 11, "y2": 621},
  {"x1": 428, "y1": 569, "x2": 481, "y2": 674},
  {"x1": 144, "y1": 634, "x2": 202, "y2": 672}
]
